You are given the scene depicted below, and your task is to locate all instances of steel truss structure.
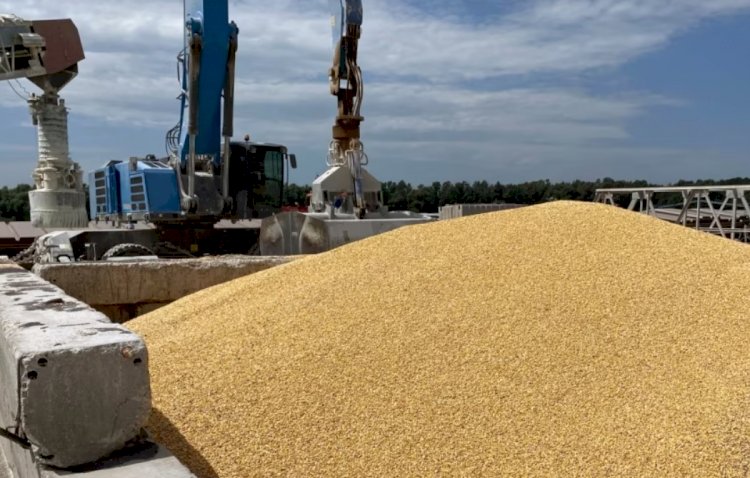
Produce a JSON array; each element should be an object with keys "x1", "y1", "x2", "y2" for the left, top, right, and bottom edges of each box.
[{"x1": 594, "y1": 185, "x2": 750, "y2": 241}]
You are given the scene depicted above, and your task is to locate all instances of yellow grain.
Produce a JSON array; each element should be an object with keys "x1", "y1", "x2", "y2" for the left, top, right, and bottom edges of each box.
[{"x1": 128, "y1": 201, "x2": 750, "y2": 477}]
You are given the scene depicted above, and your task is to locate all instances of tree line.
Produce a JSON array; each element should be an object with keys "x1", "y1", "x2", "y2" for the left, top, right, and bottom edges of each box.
[
  {"x1": 286, "y1": 177, "x2": 750, "y2": 213},
  {"x1": 3, "y1": 178, "x2": 750, "y2": 221},
  {"x1": 0, "y1": 184, "x2": 32, "y2": 221}
]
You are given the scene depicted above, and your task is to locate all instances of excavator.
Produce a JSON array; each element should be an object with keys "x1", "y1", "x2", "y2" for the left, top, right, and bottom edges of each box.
[
  {"x1": 2, "y1": 3, "x2": 298, "y2": 261},
  {"x1": 86, "y1": 0, "x2": 299, "y2": 257},
  {"x1": 2, "y1": 0, "x2": 429, "y2": 263},
  {"x1": 90, "y1": 2, "x2": 297, "y2": 226},
  {"x1": 259, "y1": 0, "x2": 431, "y2": 255}
]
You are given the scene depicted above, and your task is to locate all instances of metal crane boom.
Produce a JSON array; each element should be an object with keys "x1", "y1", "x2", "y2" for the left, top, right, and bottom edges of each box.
[
  {"x1": 329, "y1": 0, "x2": 364, "y2": 145},
  {"x1": 89, "y1": 0, "x2": 296, "y2": 238},
  {"x1": 0, "y1": 15, "x2": 83, "y2": 87},
  {"x1": 259, "y1": 0, "x2": 432, "y2": 256},
  {"x1": 167, "y1": 1, "x2": 238, "y2": 211},
  {"x1": 325, "y1": 0, "x2": 370, "y2": 215}
]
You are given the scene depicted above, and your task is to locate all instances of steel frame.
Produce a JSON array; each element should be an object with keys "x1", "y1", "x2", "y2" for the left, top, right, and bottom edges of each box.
[{"x1": 594, "y1": 185, "x2": 750, "y2": 241}]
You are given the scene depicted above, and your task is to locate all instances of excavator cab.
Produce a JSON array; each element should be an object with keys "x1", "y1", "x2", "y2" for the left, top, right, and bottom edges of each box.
[
  {"x1": 226, "y1": 142, "x2": 295, "y2": 220},
  {"x1": 90, "y1": 143, "x2": 295, "y2": 224}
]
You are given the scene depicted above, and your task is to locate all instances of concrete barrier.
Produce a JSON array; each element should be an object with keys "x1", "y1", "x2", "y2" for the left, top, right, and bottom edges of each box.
[
  {"x1": 34, "y1": 255, "x2": 297, "y2": 322},
  {"x1": 1, "y1": 437, "x2": 195, "y2": 477},
  {"x1": 0, "y1": 260, "x2": 195, "y2": 476},
  {"x1": 438, "y1": 203, "x2": 523, "y2": 220},
  {"x1": 0, "y1": 261, "x2": 151, "y2": 468},
  {"x1": 1, "y1": 446, "x2": 10, "y2": 478}
]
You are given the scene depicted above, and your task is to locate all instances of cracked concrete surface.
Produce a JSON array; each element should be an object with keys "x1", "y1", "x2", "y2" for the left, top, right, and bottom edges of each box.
[
  {"x1": 0, "y1": 261, "x2": 150, "y2": 468},
  {"x1": 34, "y1": 255, "x2": 298, "y2": 321},
  {"x1": 0, "y1": 445, "x2": 11, "y2": 478}
]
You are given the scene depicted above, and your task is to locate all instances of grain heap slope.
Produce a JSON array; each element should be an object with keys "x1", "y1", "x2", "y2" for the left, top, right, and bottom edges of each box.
[{"x1": 129, "y1": 201, "x2": 750, "y2": 477}]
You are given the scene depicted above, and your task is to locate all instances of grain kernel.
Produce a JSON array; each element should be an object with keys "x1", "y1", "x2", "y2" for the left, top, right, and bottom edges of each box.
[{"x1": 128, "y1": 201, "x2": 750, "y2": 477}]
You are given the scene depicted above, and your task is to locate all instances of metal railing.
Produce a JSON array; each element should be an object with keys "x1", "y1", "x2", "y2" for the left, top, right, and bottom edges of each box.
[{"x1": 594, "y1": 185, "x2": 750, "y2": 241}]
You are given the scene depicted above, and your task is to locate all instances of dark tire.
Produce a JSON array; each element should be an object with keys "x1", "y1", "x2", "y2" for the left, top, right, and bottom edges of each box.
[
  {"x1": 154, "y1": 242, "x2": 194, "y2": 259},
  {"x1": 101, "y1": 243, "x2": 155, "y2": 260}
]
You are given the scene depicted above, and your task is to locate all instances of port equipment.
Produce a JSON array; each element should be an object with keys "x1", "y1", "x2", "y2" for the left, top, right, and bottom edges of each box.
[
  {"x1": 0, "y1": 15, "x2": 88, "y2": 228},
  {"x1": 259, "y1": 0, "x2": 431, "y2": 255},
  {"x1": 595, "y1": 184, "x2": 750, "y2": 241}
]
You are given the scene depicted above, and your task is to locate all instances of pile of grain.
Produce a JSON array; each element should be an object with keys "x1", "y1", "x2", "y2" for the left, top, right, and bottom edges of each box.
[{"x1": 128, "y1": 201, "x2": 750, "y2": 477}]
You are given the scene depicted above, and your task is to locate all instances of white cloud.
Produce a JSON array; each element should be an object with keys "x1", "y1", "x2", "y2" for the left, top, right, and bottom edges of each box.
[
  {"x1": 0, "y1": 0, "x2": 748, "y2": 186},
  {"x1": 363, "y1": 0, "x2": 750, "y2": 79}
]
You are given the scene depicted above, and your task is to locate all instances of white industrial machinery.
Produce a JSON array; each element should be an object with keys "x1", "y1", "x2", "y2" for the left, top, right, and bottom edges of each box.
[{"x1": 0, "y1": 14, "x2": 88, "y2": 228}]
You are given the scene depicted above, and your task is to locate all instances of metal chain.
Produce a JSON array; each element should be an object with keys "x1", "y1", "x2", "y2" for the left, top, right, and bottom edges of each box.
[{"x1": 11, "y1": 241, "x2": 38, "y2": 264}]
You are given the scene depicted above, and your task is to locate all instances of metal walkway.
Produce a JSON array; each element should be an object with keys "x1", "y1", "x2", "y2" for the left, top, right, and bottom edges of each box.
[{"x1": 594, "y1": 185, "x2": 750, "y2": 241}]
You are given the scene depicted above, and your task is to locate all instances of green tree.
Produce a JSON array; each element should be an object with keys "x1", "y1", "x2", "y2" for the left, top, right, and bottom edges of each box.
[{"x1": 0, "y1": 184, "x2": 32, "y2": 221}]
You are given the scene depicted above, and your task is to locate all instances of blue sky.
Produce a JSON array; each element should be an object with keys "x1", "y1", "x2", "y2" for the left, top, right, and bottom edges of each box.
[{"x1": 0, "y1": 0, "x2": 748, "y2": 187}]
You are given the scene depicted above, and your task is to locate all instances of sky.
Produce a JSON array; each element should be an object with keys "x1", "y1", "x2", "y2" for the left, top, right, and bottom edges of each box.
[{"x1": 0, "y1": 0, "x2": 748, "y2": 187}]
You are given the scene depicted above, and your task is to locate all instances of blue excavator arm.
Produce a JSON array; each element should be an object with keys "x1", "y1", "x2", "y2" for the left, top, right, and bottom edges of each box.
[
  {"x1": 169, "y1": 0, "x2": 238, "y2": 211},
  {"x1": 329, "y1": 0, "x2": 363, "y2": 48},
  {"x1": 90, "y1": 1, "x2": 296, "y2": 228}
]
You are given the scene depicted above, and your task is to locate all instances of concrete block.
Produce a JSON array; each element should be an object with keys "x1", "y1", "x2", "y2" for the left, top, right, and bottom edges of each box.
[
  {"x1": 1, "y1": 432, "x2": 195, "y2": 478},
  {"x1": 33, "y1": 255, "x2": 296, "y2": 321},
  {"x1": 0, "y1": 423, "x2": 35, "y2": 478},
  {"x1": 438, "y1": 203, "x2": 523, "y2": 220},
  {"x1": 0, "y1": 444, "x2": 12, "y2": 478},
  {"x1": 0, "y1": 262, "x2": 150, "y2": 468}
]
